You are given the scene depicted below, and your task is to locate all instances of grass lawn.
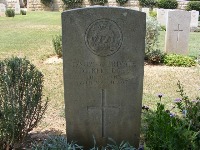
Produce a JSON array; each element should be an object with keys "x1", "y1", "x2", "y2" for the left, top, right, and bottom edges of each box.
[{"x1": 0, "y1": 11, "x2": 200, "y2": 143}]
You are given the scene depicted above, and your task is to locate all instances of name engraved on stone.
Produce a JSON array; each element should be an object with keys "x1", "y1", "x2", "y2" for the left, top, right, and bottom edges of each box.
[
  {"x1": 71, "y1": 61, "x2": 137, "y2": 86},
  {"x1": 85, "y1": 19, "x2": 123, "y2": 57},
  {"x1": 87, "y1": 89, "x2": 120, "y2": 137}
]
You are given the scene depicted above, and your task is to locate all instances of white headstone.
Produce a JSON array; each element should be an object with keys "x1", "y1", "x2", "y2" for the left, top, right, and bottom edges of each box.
[
  {"x1": 0, "y1": 3, "x2": 6, "y2": 17},
  {"x1": 142, "y1": 8, "x2": 149, "y2": 16},
  {"x1": 153, "y1": 8, "x2": 158, "y2": 12},
  {"x1": 132, "y1": 7, "x2": 140, "y2": 11},
  {"x1": 190, "y1": 10, "x2": 199, "y2": 27},
  {"x1": 15, "y1": 3, "x2": 20, "y2": 15},
  {"x1": 157, "y1": 9, "x2": 172, "y2": 26},
  {"x1": 165, "y1": 10, "x2": 191, "y2": 55}
]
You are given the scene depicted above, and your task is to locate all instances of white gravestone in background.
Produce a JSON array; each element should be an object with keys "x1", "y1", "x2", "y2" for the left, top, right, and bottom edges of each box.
[
  {"x1": 0, "y1": 3, "x2": 6, "y2": 17},
  {"x1": 132, "y1": 7, "x2": 140, "y2": 11},
  {"x1": 190, "y1": 10, "x2": 199, "y2": 28},
  {"x1": 15, "y1": 3, "x2": 20, "y2": 14},
  {"x1": 157, "y1": 9, "x2": 172, "y2": 26},
  {"x1": 142, "y1": 8, "x2": 149, "y2": 16},
  {"x1": 165, "y1": 10, "x2": 191, "y2": 55}
]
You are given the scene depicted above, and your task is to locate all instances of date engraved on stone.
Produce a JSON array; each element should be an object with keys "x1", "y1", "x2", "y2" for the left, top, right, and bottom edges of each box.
[{"x1": 85, "y1": 19, "x2": 123, "y2": 57}]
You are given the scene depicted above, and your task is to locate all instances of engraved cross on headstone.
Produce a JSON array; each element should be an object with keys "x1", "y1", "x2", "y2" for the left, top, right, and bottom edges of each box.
[
  {"x1": 87, "y1": 89, "x2": 120, "y2": 138},
  {"x1": 174, "y1": 24, "x2": 183, "y2": 47}
]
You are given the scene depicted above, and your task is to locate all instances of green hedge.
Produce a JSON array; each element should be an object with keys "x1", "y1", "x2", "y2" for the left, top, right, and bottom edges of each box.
[{"x1": 186, "y1": 1, "x2": 200, "y2": 11}]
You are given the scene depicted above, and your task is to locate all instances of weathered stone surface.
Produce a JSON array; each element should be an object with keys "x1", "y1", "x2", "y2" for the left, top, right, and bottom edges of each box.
[
  {"x1": 62, "y1": 6, "x2": 145, "y2": 148},
  {"x1": 15, "y1": 3, "x2": 20, "y2": 14},
  {"x1": 141, "y1": 7, "x2": 149, "y2": 16},
  {"x1": 165, "y1": 10, "x2": 191, "y2": 55},
  {"x1": 190, "y1": 10, "x2": 199, "y2": 28},
  {"x1": 0, "y1": 3, "x2": 6, "y2": 16},
  {"x1": 157, "y1": 9, "x2": 172, "y2": 26}
]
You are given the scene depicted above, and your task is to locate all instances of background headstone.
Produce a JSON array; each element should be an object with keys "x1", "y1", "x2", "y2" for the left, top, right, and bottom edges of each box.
[
  {"x1": 165, "y1": 10, "x2": 191, "y2": 55},
  {"x1": 157, "y1": 9, "x2": 172, "y2": 26},
  {"x1": 15, "y1": 3, "x2": 20, "y2": 15},
  {"x1": 0, "y1": 3, "x2": 6, "y2": 17},
  {"x1": 141, "y1": 7, "x2": 149, "y2": 16},
  {"x1": 153, "y1": 8, "x2": 158, "y2": 12},
  {"x1": 190, "y1": 10, "x2": 199, "y2": 28},
  {"x1": 62, "y1": 7, "x2": 146, "y2": 148},
  {"x1": 132, "y1": 7, "x2": 140, "y2": 11}
]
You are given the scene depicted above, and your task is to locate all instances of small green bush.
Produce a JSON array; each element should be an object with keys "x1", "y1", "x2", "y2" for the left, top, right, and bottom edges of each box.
[
  {"x1": 52, "y1": 35, "x2": 62, "y2": 57},
  {"x1": 186, "y1": 1, "x2": 200, "y2": 11},
  {"x1": 146, "y1": 49, "x2": 165, "y2": 64},
  {"x1": 116, "y1": 0, "x2": 128, "y2": 6},
  {"x1": 62, "y1": 0, "x2": 83, "y2": 9},
  {"x1": 139, "y1": 0, "x2": 157, "y2": 9},
  {"x1": 149, "y1": 11, "x2": 157, "y2": 18},
  {"x1": 157, "y1": 0, "x2": 178, "y2": 9},
  {"x1": 89, "y1": 0, "x2": 108, "y2": 5},
  {"x1": 5, "y1": 9, "x2": 15, "y2": 17},
  {"x1": 20, "y1": 10, "x2": 27, "y2": 15},
  {"x1": 164, "y1": 54, "x2": 196, "y2": 67},
  {"x1": 143, "y1": 88, "x2": 199, "y2": 149},
  {"x1": 0, "y1": 57, "x2": 48, "y2": 149},
  {"x1": 145, "y1": 17, "x2": 160, "y2": 57}
]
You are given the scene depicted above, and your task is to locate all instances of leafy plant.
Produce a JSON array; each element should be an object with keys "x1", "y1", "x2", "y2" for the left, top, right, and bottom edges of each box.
[
  {"x1": 138, "y1": 0, "x2": 157, "y2": 9},
  {"x1": 149, "y1": 10, "x2": 157, "y2": 18},
  {"x1": 5, "y1": 9, "x2": 15, "y2": 17},
  {"x1": 106, "y1": 138, "x2": 136, "y2": 150},
  {"x1": 62, "y1": 0, "x2": 83, "y2": 9},
  {"x1": 31, "y1": 136, "x2": 136, "y2": 150},
  {"x1": 52, "y1": 34, "x2": 62, "y2": 57},
  {"x1": 145, "y1": 17, "x2": 160, "y2": 59},
  {"x1": 116, "y1": 0, "x2": 128, "y2": 6},
  {"x1": 89, "y1": 0, "x2": 108, "y2": 5},
  {"x1": 146, "y1": 49, "x2": 165, "y2": 64},
  {"x1": 157, "y1": 0, "x2": 178, "y2": 9},
  {"x1": 163, "y1": 54, "x2": 196, "y2": 67},
  {"x1": 21, "y1": 10, "x2": 27, "y2": 15},
  {"x1": 175, "y1": 81, "x2": 200, "y2": 147},
  {"x1": 31, "y1": 135, "x2": 83, "y2": 150},
  {"x1": 0, "y1": 57, "x2": 48, "y2": 149},
  {"x1": 186, "y1": 1, "x2": 200, "y2": 11},
  {"x1": 143, "y1": 90, "x2": 199, "y2": 150}
]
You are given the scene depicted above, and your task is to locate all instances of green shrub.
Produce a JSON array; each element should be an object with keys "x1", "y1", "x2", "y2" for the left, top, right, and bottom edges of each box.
[
  {"x1": 164, "y1": 54, "x2": 196, "y2": 67},
  {"x1": 143, "y1": 82, "x2": 200, "y2": 149},
  {"x1": 40, "y1": 0, "x2": 52, "y2": 7},
  {"x1": 139, "y1": 0, "x2": 157, "y2": 9},
  {"x1": 116, "y1": 0, "x2": 128, "y2": 6},
  {"x1": 31, "y1": 136, "x2": 136, "y2": 149},
  {"x1": 89, "y1": 0, "x2": 108, "y2": 5},
  {"x1": 145, "y1": 17, "x2": 160, "y2": 58},
  {"x1": 146, "y1": 49, "x2": 165, "y2": 64},
  {"x1": 0, "y1": 57, "x2": 48, "y2": 149},
  {"x1": 5, "y1": 9, "x2": 15, "y2": 17},
  {"x1": 52, "y1": 35, "x2": 62, "y2": 57},
  {"x1": 186, "y1": 1, "x2": 200, "y2": 11},
  {"x1": 20, "y1": 10, "x2": 27, "y2": 15},
  {"x1": 157, "y1": 0, "x2": 178, "y2": 9},
  {"x1": 149, "y1": 10, "x2": 157, "y2": 18},
  {"x1": 62, "y1": 0, "x2": 83, "y2": 9}
]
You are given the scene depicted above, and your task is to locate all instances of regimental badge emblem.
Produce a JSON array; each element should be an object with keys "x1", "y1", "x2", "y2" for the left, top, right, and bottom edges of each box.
[{"x1": 85, "y1": 19, "x2": 123, "y2": 57}]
